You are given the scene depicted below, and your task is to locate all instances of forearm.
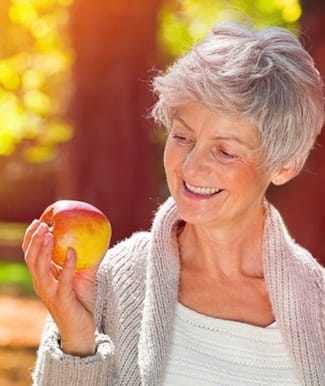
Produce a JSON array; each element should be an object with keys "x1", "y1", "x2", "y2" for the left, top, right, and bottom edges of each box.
[{"x1": 32, "y1": 316, "x2": 115, "y2": 386}]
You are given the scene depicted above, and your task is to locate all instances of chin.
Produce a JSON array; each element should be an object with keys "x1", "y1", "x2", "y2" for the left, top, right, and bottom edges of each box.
[{"x1": 173, "y1": 200, "x2": 220, "y2": 227}]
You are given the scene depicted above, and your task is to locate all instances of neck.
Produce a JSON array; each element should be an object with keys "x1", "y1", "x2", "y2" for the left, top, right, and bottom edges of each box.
[{"x1": 178, "y1": 204, "x2": 266, "y2": 279}]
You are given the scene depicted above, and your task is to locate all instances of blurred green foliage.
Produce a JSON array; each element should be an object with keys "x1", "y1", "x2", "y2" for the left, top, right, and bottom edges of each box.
[
  {"x1": 0, "y1": 0, "x2": 73, "y2": 163},
  {"x1": 0, "y1": 222, "x2": 32, "y2": 296},
  {"x1": 0, "y1": 262, "x2": 34, "y2": 296},
  {"x1": 159, "y1": 0, "x2": 302, "y2": 57}
]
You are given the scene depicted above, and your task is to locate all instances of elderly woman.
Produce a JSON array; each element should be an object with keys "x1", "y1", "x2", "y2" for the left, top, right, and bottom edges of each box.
[{"x1": 23, "y1": 21, "x2": 324, "y2": 385}]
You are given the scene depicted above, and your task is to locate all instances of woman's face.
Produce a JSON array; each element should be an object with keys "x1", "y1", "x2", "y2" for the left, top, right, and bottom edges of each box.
[{"x1": 164, "y1": 102, "x2": 274, "y2": 228}]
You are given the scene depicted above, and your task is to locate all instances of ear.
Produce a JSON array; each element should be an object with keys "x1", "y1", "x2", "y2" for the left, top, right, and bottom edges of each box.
[{"x1": 271, "y1": 159, "x2": 301, "y2": 186}]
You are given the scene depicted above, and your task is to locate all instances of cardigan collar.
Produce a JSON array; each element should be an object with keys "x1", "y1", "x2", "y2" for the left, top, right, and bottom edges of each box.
[
  {"x1": 138, "y1": 197, "x2": 181, "y2": 385},
  {"x1": 138, "y1": 197, "x2": 324, "y2": 385},
  {"x1": 262, "y1": 201, "x2": 325, "y2": 385}
]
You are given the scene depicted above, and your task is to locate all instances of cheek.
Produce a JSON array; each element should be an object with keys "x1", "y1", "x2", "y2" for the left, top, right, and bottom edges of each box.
[
  {"x1": 163, "y1": 145, "x2": 170, "y2": 173},
  {"x1": 224, "y1": 161, "x2": 267, "y2": 190},
  {"x1": 164, "y1": 142, "x2": 180, "y2": 171},
  {"x1": 163, "y1": 144, "x2": 175, "y2": 183},
  {"x1": 163, "y1": 147, "x2": 177, "y2": 194}
]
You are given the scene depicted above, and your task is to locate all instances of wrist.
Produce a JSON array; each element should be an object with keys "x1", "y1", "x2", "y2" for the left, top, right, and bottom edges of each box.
[
  {"x1": 60, "y1": 334, "x2": 96, "y2": 357},
  {"x1": 59, "y1": 323, "x2": 96, "y2": 356}
]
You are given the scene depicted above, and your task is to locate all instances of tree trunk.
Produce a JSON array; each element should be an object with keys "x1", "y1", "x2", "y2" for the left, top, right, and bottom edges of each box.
[
  {"x1": 61, "y1": 1, "x2": 163, "y2": 245},
  {"x1": 267, "y1": 3, "x2": 325, "y2": 265}
]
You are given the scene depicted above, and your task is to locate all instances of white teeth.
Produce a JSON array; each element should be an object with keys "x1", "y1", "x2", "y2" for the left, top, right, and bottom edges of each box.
[{"x1": 185, "y1": 182, "x2": 221, "y2": 196}]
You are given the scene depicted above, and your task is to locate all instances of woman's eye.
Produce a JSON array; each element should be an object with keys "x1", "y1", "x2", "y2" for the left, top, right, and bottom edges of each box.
[
  {"x1": 172, "y1": 134, "x2": 190, "y2": 143},
  {"x1": 218, "y1": 149, "x2": 236, "y2": 159}
]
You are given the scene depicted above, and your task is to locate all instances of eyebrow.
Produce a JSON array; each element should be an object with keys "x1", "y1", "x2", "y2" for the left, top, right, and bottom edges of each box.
[
  {"x1": 173, "y1": 115, "x2": 195, "y2": 132},
  {"x1": 173, "y1": 115, "x2": 254, "y2": 149}
]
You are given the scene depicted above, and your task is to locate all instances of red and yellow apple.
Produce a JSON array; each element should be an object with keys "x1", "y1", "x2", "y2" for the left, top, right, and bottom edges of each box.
[{"x1": 40, "y1": 200, "x2": 111, "y2": 270}]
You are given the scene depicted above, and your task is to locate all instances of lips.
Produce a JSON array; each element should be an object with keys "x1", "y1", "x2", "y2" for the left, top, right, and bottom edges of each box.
[{"x1": 184, "y1": 181, "x2": 223, "y2": 196}]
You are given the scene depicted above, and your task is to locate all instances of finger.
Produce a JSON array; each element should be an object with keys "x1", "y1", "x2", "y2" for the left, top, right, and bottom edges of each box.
[
  {"x1": 50, "y1": 261, "x2": 62, "y2": 281},
  {"x1": 22, "y1": 219, "x2": 41, "y2": 253},
  {"x1": 57, "y1": 248, "x2": 77, "y2": 296},
  {"x1": 34, "y1": 232, "x2": 54, "y2": 281},
  {"x1": 24, "y1": 223, "x2": 49, "y2": 271},
  {"x1": 28, "y1": 232, "x2": 55, "y2": 296}
]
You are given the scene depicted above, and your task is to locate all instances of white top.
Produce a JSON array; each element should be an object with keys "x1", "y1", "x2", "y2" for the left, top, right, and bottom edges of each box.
[{"x1": 164, "y1": 302, "x2": 300, "y2": 385}]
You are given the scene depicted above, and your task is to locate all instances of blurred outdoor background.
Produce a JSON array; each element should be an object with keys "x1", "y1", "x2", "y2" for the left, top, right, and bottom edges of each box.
[{"x1": 0, "y1": 0, "x2": 324, "y2": 384}]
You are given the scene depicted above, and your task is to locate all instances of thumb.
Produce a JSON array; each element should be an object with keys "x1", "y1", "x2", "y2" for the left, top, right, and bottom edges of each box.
[{"x1": 57, "y1": 248, "x2": 77, "y2": 290}]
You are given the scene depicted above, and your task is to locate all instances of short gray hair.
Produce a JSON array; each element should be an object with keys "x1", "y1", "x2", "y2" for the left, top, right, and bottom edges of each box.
[{"x1": 151, "y1": 21, "x2": 325, "y2": 171}]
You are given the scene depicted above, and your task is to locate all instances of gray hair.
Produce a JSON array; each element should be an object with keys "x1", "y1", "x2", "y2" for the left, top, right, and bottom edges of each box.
[{"x1": 151, "y1": 21, "x2": 325, "y2": 171}]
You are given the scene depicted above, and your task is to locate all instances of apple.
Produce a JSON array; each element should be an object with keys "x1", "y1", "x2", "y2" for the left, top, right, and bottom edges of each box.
[{"x1": 40, "y1": 200, "x2": 111, "y2": 270}]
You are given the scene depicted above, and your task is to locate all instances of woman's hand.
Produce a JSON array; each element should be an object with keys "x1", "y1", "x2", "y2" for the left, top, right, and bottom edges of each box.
[{"x1": 22, "y1": 219, "x2": 99, "y2": 356}]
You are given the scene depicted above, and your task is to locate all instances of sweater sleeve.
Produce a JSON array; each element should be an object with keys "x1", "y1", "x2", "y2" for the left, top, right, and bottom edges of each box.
[{"x1": 32, "y1": 316, "x2": 115, "y2": 385}]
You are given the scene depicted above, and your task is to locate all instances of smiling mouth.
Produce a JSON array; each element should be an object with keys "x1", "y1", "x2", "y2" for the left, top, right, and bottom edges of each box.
[{"x1": 184, "y1": 182, "x2": 223, "y2": 196}]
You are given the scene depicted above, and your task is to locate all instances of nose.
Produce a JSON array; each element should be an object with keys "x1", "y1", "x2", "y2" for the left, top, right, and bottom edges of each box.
[{"x1": 181, "y1": 144, "x2": 212, "y2": 180}]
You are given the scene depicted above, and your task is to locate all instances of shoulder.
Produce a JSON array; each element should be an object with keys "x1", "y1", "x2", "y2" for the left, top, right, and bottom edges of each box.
[
  {"x1": 264, "y1": 201, "x2": 324, "y2": 304},
  {"x1": 95, "y1": 231, "x2": 151, "y2": 326},
  {"x1": 96, "y1": 196, "x2": 178, "y2": 282},
  {"x1": 279, "y1": 236, "x2": 325, "y2": 322},
  {"x1": 277, "y1": 218, "x2": 325, "y2": 290},
  {"x1": 290, "y1": 241, "x2": 325, "y2": 287},
  {"x1": 292, "y1": 240, "x2": 324, "y2": 269},
  {"x1": 265, "y1": 201, "x2": 324, "y2": 280},
  {"x1": 98, "y1": 230, "x2": 151, "y2": 282}
]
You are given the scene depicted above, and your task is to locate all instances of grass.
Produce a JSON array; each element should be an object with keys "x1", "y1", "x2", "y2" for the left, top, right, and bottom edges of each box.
[{"x1": 0, "y1": 261, "x2": 35, "y2": 297}]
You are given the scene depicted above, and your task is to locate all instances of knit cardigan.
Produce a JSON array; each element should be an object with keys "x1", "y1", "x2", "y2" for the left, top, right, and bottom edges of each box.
[{"x1": 33, "y1": 197, "x2": 325, "y2": 386}]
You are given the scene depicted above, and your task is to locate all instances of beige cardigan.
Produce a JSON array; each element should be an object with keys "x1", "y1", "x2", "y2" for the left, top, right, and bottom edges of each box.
[{"x1": 33, "y1": 197, "x2": 325, "y2": 385}]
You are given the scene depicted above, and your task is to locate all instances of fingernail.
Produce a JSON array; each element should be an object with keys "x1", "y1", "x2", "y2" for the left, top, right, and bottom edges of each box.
[
  {"x1": 44, "y1": 233, "x2": 51, "y2": 246},
  {"x1": 40, "y1": 223, "x2": 48, "y2": 232},
  {"x1": 67, "y1": 248, "x2": 75, "y2": 259}
]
